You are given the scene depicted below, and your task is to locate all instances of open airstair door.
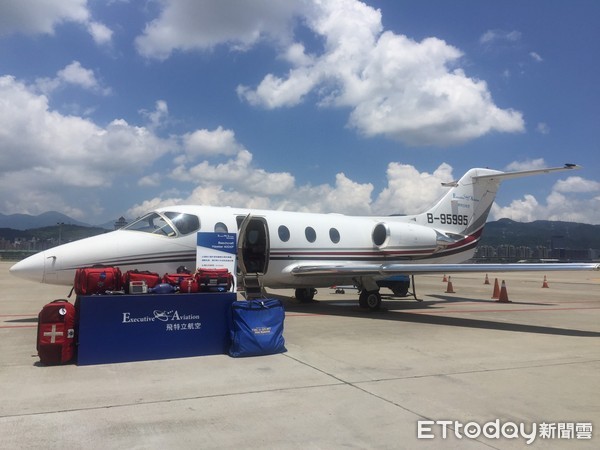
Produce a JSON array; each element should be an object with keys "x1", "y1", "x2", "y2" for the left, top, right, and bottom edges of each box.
[{"x1": 237, "y1": 215, "x2": 270, "y2": 299}]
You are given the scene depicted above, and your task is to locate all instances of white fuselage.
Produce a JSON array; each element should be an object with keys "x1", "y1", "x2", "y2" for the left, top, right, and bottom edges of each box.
[{"x1": 9, "y1": 205, "x2": 479, "y2": 288}]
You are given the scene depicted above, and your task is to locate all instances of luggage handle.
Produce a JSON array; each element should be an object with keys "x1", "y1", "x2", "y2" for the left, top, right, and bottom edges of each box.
[{"x1": 233, "y1": 300, "x2": 280, "y2": 310}]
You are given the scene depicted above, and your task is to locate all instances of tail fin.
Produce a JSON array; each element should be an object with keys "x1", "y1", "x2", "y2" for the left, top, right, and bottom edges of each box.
[{"x1": 416, "y1": 164, "x2": 580, "y2": 236}]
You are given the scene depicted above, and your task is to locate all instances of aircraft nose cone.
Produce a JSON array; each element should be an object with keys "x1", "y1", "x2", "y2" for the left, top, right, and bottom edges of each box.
[{"x1": 9, "y1": 251, "x2": 47, "y2": 283}]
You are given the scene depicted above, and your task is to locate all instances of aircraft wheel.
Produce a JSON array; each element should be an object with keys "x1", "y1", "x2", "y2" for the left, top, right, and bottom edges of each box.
[
  {"x1": 359, "y1": 291, "x2": 368, "y2": 308},
  {"x1": 295, "y1": 287, "x2": 316, "y2": 303},
  {"x1": 359, "y1": 290, "x2": 381, "y2": 310},
  {"x1": 391, "y1": 286, "x2": 409, "y2": 297}
]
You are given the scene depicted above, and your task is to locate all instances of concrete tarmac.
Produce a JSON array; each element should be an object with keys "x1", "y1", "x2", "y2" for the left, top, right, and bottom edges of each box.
[{"x1": 1, "y1": 261, "x2": 599, "y2": 449}]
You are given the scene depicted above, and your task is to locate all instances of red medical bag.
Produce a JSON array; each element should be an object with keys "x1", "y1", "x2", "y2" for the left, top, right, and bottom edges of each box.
[
  {"x1": 195, "y1": 268, "x2": 233, "y2": 292},
  {"x1": 162, "y1": 273, "x2": 194, "y2": 287},
  {"x1": 37, "y1": 300, "x2": 76, "y2": 365},
  {"x1": 179, "y1": 276, "x2": 199, "y2": 293},
  {"x1": 122, "y1": 270, "x2": 161, "y2": 293},
  {"x1": 73, "y1": 266, "x2": 122, "y2": 295}
]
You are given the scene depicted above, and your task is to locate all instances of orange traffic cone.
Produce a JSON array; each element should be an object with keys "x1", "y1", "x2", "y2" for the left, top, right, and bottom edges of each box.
[
  {"x1": 542, "y1": 275, "x2": 549, "y2": 288},
  {"x1": 442, "y1": 274, "x2": 448, "y2": 282},
  {"x1": 445, "y1": 276, "x2": 455, "y2": 293},
  {"x1": 491, "y1": 278, "x2": 500, "y2": 299},
  {"x1": 484, "y1": 273, "x2": 490, "y2": 285},
  {"x1": 496, "y1": 280, "x2": 511, "y2": 303}
]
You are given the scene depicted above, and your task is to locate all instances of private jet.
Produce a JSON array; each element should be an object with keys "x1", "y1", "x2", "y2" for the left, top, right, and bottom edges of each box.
[{"x1": 10, "y1": 164, "x2": 598, "y2": 310}]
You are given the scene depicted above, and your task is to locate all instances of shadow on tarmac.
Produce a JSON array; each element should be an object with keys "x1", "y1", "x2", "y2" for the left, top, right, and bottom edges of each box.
[
  {"x1": 7, "y1": 293, "x2": 599, "y2": 338},
  {"x1": 277, "y1": 294, "x2": 600, "y2": 338},
  {"x1": 5, "y1": 317, "x2": 38, "y2": 323}
]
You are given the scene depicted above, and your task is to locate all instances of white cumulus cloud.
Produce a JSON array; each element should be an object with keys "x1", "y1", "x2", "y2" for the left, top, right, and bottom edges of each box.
[
  {"x1": 0, "y1": 0, "x2": 89, "y2": 35},
  {"x1": 136, "y1": 0, "x2": 524, "y2": 147},
  {"x1": 0, "y1": 0, "x2": 112, "y2": 45},
  {"x1": 0, "y1": 76, "x2": 171, "y2": 217},
  {"x1": 35, "y1": 61, "x2": 111, "y2": 95},
  {"x1": 135, "y1": 0, "x2": 302, "y2": 59},
  {"x1": 553, "y1": 176, "x2": 600, "y2": 193},
  {"x1": 505, "y1": 158, "x2": 547, "y2": 171},
  {"x1": 87, "y1": 21, "x2": 113, "y2": 45},
  {"x1": 491, "y1": 176, "x2": 600, "y2": 223},
  {"x1": 372, "y1": 163, "x2": 454, "y2": 214},
  {"x1": 239, "y1": 1, "x2": 525, "y2": 146},
  {"x1": 182, "y1": 126, "x2": 244, "y2": 158}
]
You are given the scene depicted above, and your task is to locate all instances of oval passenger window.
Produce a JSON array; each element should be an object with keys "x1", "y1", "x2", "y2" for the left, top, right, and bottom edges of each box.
[
  {"x1": 278, "y1": 225, "x2": 290, "y2": 242},
  {"x1": 329, "y1": 228, "x2": 340, "y2": 244},
  {"x1": 214, "y1": 222, "x2": 228, "y2": 233}
]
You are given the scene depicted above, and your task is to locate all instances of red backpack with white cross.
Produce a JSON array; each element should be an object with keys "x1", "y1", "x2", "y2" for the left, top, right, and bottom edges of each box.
[{"x1": 37, "y1": 299, "x2": 76, "y2": 365}]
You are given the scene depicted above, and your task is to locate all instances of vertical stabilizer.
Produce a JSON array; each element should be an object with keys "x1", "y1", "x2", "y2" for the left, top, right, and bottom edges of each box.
[{"x1": 415, "y1": 164, "x2": 580, "y2": 237}]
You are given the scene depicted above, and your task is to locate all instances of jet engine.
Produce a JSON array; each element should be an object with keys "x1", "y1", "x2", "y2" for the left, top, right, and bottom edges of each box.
[{"x1": 371, "y1": 222, "x2": 457, "y2": 254}]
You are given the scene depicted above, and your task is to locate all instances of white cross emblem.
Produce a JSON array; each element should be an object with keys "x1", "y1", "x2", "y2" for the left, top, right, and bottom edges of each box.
[{"x1": 43, "y1": 324, "x2": 63, "y2": 344}]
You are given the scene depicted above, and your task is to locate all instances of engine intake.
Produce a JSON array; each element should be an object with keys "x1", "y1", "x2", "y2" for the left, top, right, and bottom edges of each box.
[{"x1": 372, "y1": 222, "x2": 439, "y2": 252}]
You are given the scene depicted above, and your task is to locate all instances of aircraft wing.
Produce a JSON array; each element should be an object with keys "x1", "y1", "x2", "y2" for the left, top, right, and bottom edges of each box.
[{"x1": 289, "y1": 262, "x2": 600, "y2": 277}]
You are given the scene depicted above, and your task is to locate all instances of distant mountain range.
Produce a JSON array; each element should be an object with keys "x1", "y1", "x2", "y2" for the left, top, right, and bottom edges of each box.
[
  {"x1": 0, "y1": 211, "x2": 93, "y2": 230},
  {"x1": 479, "y1": 218, "x2": 600, "y2": 249}
]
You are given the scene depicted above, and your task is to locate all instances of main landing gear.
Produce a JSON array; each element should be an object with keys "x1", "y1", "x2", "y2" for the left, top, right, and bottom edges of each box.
[
  {"x1": 295, "y1": 287, "x2": 317, "y2": 303},
  {"x1": 296, "y1": 285, "x2": 382, "y2": 311},
  {"x1": 359, "y1": 290, "x2": 382, "y2": 311}
]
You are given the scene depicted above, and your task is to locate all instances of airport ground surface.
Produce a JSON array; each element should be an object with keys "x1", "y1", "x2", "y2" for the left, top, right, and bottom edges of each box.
[{"x1": 1, "y1": 261, "x2": 599, "y2": 449}]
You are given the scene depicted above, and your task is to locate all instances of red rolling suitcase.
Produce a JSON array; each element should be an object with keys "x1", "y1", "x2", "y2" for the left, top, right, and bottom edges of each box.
[
  {"x1": 195, "y1": 268, "x2": 233, "y2": 292},
  {"x1": 74, "y1": 266, "x2": 122, "y2": 295},
  {"x1": 37, "y1": 300, "x2": 76, "y2": 365}
]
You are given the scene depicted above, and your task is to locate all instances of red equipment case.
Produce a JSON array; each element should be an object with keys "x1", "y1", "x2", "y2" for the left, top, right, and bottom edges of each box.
[
  {"x1": 162, "y1": 273, "x2": 194, "y2": 286},
  {"x1": 74, "y1": 266, "x2": 122, "y2": 295},
  {"x1": 162, "y1": 273, "x2": 198, "y2": 293},
  {"x1": 37, "y1": 299, "x2": 76, "y2": 365},
  {"x1": 179, "y1": 277, "x2": 199, "y2": 293},
  {"x1": 122, "y1": 270, "x2": 161, "y2": 293},
  {"x1": 195, "y1": 268, "x2": 233, "y2": 292}
]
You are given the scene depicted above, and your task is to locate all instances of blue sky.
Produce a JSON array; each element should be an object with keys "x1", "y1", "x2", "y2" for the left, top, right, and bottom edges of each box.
[{"x1": 0, "y1": 0, "x2": 599, "y2": 225}]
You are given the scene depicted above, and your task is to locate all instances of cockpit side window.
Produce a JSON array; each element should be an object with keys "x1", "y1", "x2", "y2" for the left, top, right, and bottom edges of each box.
[{"x1": 123, "y1": 211, "x2": 200, "y2": 237}]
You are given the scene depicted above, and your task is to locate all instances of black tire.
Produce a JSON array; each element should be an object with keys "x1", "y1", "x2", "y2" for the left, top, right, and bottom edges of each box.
[
  {"x1": 359, "y1": 290, "x2": 381, "y2": 310},
  {"x1": 359, "y1": 291, "x2": 368, "y2": 308},
  {"x1": 295, "y1": 287, "x2": 316, "y2": 302},
  {"x1": 391, "y1": 284, "x2": 409, "y2": 297}
]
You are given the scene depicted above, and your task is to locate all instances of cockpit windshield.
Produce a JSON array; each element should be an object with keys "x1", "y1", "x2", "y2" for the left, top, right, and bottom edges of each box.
[
  {"x1": 123, "y1": 211, "x2": 200, "y2": 237},
  {"x1": 164, "y1": 212, "x2": 200, "y2": 235}
]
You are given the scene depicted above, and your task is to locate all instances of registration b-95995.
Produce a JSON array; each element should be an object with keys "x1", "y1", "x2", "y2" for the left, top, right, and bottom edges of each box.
[{"x1": 426, "y1": 213, "x2": 469, "y2": 225}]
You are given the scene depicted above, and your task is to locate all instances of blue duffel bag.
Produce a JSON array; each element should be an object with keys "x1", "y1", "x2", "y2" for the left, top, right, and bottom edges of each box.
[{"x1": 229, "y1": 299, "x2": 286, "y2": 357}]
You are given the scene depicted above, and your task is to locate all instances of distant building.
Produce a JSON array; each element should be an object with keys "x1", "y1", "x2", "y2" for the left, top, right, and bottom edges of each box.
[
  {"x1": 497, "y1": 245, "x2": 516, "y2": 259},
  {"x1": 475, "y1": 245, "x2": 496, "y2": 258},
  {"x1": 114, "y1": 217, "x2": 128, "y2": 230},
  {"x1": 516, "y1": 246, "x2": 532, "y2": 259},
  {"x1": 532, "y1": 246, "x2": 549, "y2": 259}
]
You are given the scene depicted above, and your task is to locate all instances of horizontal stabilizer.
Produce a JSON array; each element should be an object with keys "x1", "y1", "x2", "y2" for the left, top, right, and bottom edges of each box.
[{"x1": 472, "y1": 164, "x2": 581, "y2": 182}]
